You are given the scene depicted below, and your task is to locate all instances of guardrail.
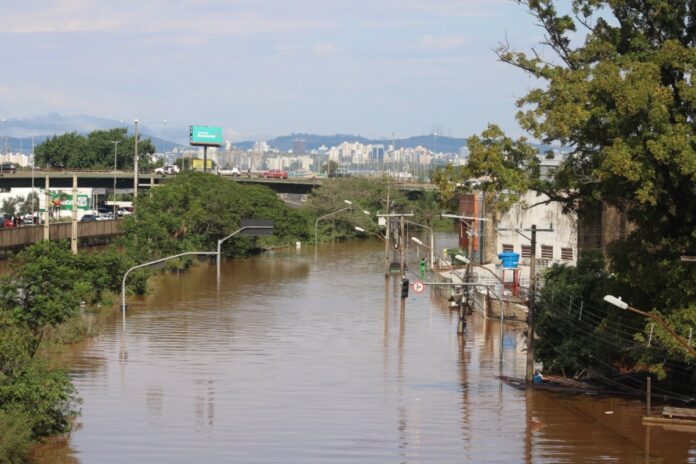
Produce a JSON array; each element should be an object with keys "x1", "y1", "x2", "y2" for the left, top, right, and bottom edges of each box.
[{"x1": 0, "y1": 219, "x2": 123, "y2": 249}]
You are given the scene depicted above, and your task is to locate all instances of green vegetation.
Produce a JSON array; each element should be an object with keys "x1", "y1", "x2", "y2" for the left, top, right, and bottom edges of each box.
[
  {"x1": 121, "y1": 172, "x2": 311, "y2": 260},
  {"x1": 34, "y1": 128, "x2": 156, "y2": 170},
  {"x1": 433, "y1": 1, "x2": 696, "y2": 383},
  {"x1": 306, "y1": 176, "x2": 407, "y2": 240},
  {"x1": 0, "y1": 241, "x2": 131, "y2": 462}
]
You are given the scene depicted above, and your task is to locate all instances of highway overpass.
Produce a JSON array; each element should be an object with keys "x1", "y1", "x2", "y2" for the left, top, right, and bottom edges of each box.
[{"x1": 0, "y1": 171, "x2": 436, "y2": 195}]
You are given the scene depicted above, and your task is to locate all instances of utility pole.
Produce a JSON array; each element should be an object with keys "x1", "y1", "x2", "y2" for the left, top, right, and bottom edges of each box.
[
  {"x1": 496, "y1": 222, "x2": 553, "y2": 382},
  {"x1": 134, "y1": 119, "x2": 139, "y2": 200},
  {"x1": 377, "y1": 212, "x2": 414, "y2": 283},
  {"x1": 71, "y1": 174, "x2": 78, "y2": 254},
  {"x1": 383, "y1": 182, "x2": 391, "y2": 277},
  {"x1": 516, "y1": 224, "x2": 553, "y2": 383},
  {"x1": 43, "y1": 176, "x2": 50, "y2": 241},
  {"x1": 527, "y1": 225, "x2": 537, "y2": 383}
]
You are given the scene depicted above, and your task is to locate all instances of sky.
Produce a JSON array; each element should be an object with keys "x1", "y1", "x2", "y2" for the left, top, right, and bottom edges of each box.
[{"x1": 0, "y1": 0, "x2": 573, "y2": 142}]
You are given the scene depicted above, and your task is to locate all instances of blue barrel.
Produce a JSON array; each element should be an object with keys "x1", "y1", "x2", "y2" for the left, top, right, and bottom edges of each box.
[{"x1": 498, "y1": 251, "x2": 520, "y2": 268}]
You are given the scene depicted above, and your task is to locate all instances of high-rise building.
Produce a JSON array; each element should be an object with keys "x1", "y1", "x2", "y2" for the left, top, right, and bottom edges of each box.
[
  {"x1": 293, "y1": 139, "x2": 306, "y2": 155},
  {"x1": 371, "y1": 145, "x2": 385, "y2": 163}
]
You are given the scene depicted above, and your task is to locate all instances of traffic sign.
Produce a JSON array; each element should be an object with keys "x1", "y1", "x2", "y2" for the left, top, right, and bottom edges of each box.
[{"x1": 412, "y1": 281, "x2": 425, "y2": 294}]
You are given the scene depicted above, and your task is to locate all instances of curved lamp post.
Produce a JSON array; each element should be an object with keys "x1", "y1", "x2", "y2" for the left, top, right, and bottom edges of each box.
[
  {"x1": 603, "y1": 295, "x2": 696, "y2": 358},
  {"x1": 111, "y1": 140, "x2": 120, "y2": 216},
  {"x1": 406, "y1": 220, "x2": 434, "y2": 271},
  {"x1": 314, "y1": 200, "x2": 354, "y2": 250},
  {"x1": 121, "y1": 251, "x2": 217, "y2": 330},
  {"x1": 217, "y1": 225, "x2": 275, "y2": 283},
  {"x1": 410, "y1": 236, "x2": 468, "y2": 270}
]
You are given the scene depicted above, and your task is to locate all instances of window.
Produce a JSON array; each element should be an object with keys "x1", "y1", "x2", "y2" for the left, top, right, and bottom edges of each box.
[
  {"x1": 502, "y1": 243, "x2": 514, "y2": 252},
  {"x1": 521, "y1": 244, "x2": 532, "y2": 258},
  {"x1": 540, "y1": 245, "x2": 553, "y2": 260},
  {"x1": 561, "y1": 247, "x2": 573, "y2": 260}
]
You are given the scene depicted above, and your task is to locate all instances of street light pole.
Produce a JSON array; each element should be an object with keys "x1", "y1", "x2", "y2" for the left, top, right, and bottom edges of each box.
[
  {"x1": 217, "y1": 225, "x2": 274, "y2": 283},
  {"x1": 603, "y1": 295, "x2": 696, "y2": 358},
  {"x1": 31, "y1": 135, "x2": 35, "y2": 218},
  {"x1": 314, "y1": 200, "x2": 353, "y2": 250},
  {"x1": 133, "y1": 119, "x2": 139, "y2": 200},
  {"x1": 121, "y1": 251, "x2": 217, "y2": 331},
  {"x1": 112, "y1": 141, "x2": 120, "y2": 216},
  {"x1": 406, "y1": 220, "x2": 434, "y2": 271}
]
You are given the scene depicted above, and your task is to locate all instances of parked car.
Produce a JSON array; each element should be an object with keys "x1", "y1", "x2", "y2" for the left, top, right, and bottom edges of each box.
[
  {"x1": 80, "y1": 214, "x2": 97, "y2": 222},
  {"x1": 154, "y1": 165, "x2": 180, "y2": 176},
  {"x1": 0, "y1": 163, "x2": 17, "y2": 174},
  {"x1": 261, "y1": 169, "x2": 288, "y2": 179},
  {"x1": 217, "y1": 167, "x2": 241, "y2": 176}
]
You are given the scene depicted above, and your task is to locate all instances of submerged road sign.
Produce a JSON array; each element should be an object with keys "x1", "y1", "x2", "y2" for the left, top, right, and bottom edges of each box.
[{"x1": 412, "y1": 281, "x2": 425, "y2": 293}]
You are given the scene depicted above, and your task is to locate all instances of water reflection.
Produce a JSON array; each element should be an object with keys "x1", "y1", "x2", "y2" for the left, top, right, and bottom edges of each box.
[{"x1": 30, "y1": 239, "x2": 696, "y2": 463}]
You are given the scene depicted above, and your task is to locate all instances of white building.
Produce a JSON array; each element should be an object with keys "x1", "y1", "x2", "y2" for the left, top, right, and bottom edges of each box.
[{"x1": 495, "y1": 190, "x2": 578, "y2": 268}]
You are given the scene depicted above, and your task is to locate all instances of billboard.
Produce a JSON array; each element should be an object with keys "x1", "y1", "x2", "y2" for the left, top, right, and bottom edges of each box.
[
  {"x1": 190, "y1": 126, "x2": 223, "y2": 146},
  {"x1": 192, "y1": 158, "x2": 214, "y2": 170},
  {"x1": 49, "y1": 193, "x2": 91, "y2": 211}
]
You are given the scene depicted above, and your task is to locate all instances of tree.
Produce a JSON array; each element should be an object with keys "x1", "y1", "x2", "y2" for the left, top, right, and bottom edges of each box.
[
  {"x1": 34, "y1": 128, "x2": 156, "y2": 170},
  {"x1": 485, "y1": 1, "x2": 696, "y2": 379},
  {"x1": 433, "y1": 124, "x2": 540, "y2": 213},
  {"x1": 120, "y1": 173, "x2": 311, "y2": 261},
  {"x1": 306, "y1": 177, "x2": 407, "y2": 240}
]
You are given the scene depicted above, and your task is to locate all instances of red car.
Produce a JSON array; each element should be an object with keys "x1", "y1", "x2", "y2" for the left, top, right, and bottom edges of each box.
[{"x1": 261, "y1": 169, "x2": 288, "y2": 179}]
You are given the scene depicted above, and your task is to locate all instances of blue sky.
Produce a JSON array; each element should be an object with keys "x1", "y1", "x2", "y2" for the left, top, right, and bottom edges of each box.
[{"x1": 0, "y1": 0, "x2": 573, "y2": 141}]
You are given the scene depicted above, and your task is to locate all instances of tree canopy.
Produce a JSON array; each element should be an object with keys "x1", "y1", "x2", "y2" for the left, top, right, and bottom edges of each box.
[
  {"x1": 120, "y1": 172, "x2": 312, "y2": 260},
  {"x1": 34, "y1": 128, "x2": 156, "y2": 170},
  {"x1": 432, "y1": 1, "x2": 696, "y2": 378}
]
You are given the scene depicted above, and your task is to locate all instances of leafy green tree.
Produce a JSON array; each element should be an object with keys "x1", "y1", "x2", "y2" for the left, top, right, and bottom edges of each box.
[
  {"x1": 1, "y1": 196, "x2": 22, "y2": 215},
  {"x1": 35, "y1": 128, "x2": 156, "y2": 170},
  {"x1": 433, "y1": 125, "x2": 540, "y2": 213},
  {"x1": 121, "y1": 172, "x2": 311, "y2": 261},
  {"x1": 497, "y1": 0, "x2": 696, "y2": 312},
  {"x1": 0, "y1": 242, "x2": 86, "y2": 353},
  {"x1": 306, "y1": 177, "x2": 407, "y2": 241},
  {"x1": 19, "y1": 192, "x2": 39, "y2": 215}
]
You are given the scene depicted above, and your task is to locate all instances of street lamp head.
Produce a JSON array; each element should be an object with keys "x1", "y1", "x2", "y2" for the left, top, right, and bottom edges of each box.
[
  {"x1": 355, "y1": 226, "x2": 365, "y2": 233},
  {"x1": 411, "y1": 237, "x2": 424, "y2": 246},
  {"x1": 454, "y1": 254, "x2": 469, "y2": 264},
  {"x1": 134, "y1": 118, "x2": 139, "y2": 124},
  {"x1": 344, "y1": 200, "x2": 353, "y2": 205},
  {"x1": 603, "y1": 295, "x2": 628, "y2": 310},
  {"x1": 363, "y1": 210, "x2": 370, "y2": 215}
]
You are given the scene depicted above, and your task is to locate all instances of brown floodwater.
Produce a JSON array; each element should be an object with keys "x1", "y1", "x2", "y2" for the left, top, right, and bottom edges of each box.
[{"x1": 30, "y1": 239, "x2": 696, "y2": 463}]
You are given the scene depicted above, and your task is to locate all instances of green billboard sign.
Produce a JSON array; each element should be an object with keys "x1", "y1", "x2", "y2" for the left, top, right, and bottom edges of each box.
[
  {"x1": 190, "y1": 126, "x2": 223, "y2": 146},
  {"x1": 49, "y1": 194, "x2": 90, "y2": 210}
]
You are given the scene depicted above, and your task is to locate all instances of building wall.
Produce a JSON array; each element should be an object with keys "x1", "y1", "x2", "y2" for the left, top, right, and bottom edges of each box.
[
  {"x1": 577, "y1": 201, "x2": 633, "y2": 260},
  {"x1": 494, "y1": 190, "x2": 578, "y2": 267}
]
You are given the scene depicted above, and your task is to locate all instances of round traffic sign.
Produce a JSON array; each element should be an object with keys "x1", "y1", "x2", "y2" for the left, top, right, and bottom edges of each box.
[{"x1": 412, "y1": 281, "x2": 425, "y2": 294}]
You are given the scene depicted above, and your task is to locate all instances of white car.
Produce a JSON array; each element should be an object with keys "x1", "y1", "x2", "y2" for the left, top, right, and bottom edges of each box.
[
  {"x1": 155, "y1": 165, "x2": 180, "y2": 175},
  {"x1": 217, "y1": 167, "x2": 241, "y2": 176}
]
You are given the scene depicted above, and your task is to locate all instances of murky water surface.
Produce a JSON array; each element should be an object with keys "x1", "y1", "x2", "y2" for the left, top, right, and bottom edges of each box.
[{"x1": 32, "y1": 240, "x2": 695, "y2": 463}]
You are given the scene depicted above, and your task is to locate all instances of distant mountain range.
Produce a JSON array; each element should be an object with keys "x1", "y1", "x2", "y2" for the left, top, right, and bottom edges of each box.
[
  {"x1": 234, "y1": 133, "x2": 468, "y2": 153},
  {"x1": 0, "y1": 113, "x2": 563, "y2": 155},
  {"x1": 0, "y1": 113, "x2": 182, "y2": 153}
]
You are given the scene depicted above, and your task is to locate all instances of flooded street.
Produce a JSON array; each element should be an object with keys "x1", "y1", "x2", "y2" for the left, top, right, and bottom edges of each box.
[{"x1": 33, "y1": 239, "x2": 695, "y2": 463}]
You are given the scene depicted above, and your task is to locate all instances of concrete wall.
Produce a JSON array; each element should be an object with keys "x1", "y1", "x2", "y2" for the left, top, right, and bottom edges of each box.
[{"x1": 494, "y1": 190, "x2": 578, "y2": 268}]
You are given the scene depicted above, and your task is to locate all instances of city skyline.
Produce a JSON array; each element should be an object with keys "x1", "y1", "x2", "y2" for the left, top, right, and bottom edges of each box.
[{"x1": 0, "y1": 1, "x2": 575, "y2": 141}]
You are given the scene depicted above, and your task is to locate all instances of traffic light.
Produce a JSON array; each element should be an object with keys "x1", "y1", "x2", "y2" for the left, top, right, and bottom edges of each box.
[{"x1": 401, "y1": 278, "x2": 409, "y2": 299}]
